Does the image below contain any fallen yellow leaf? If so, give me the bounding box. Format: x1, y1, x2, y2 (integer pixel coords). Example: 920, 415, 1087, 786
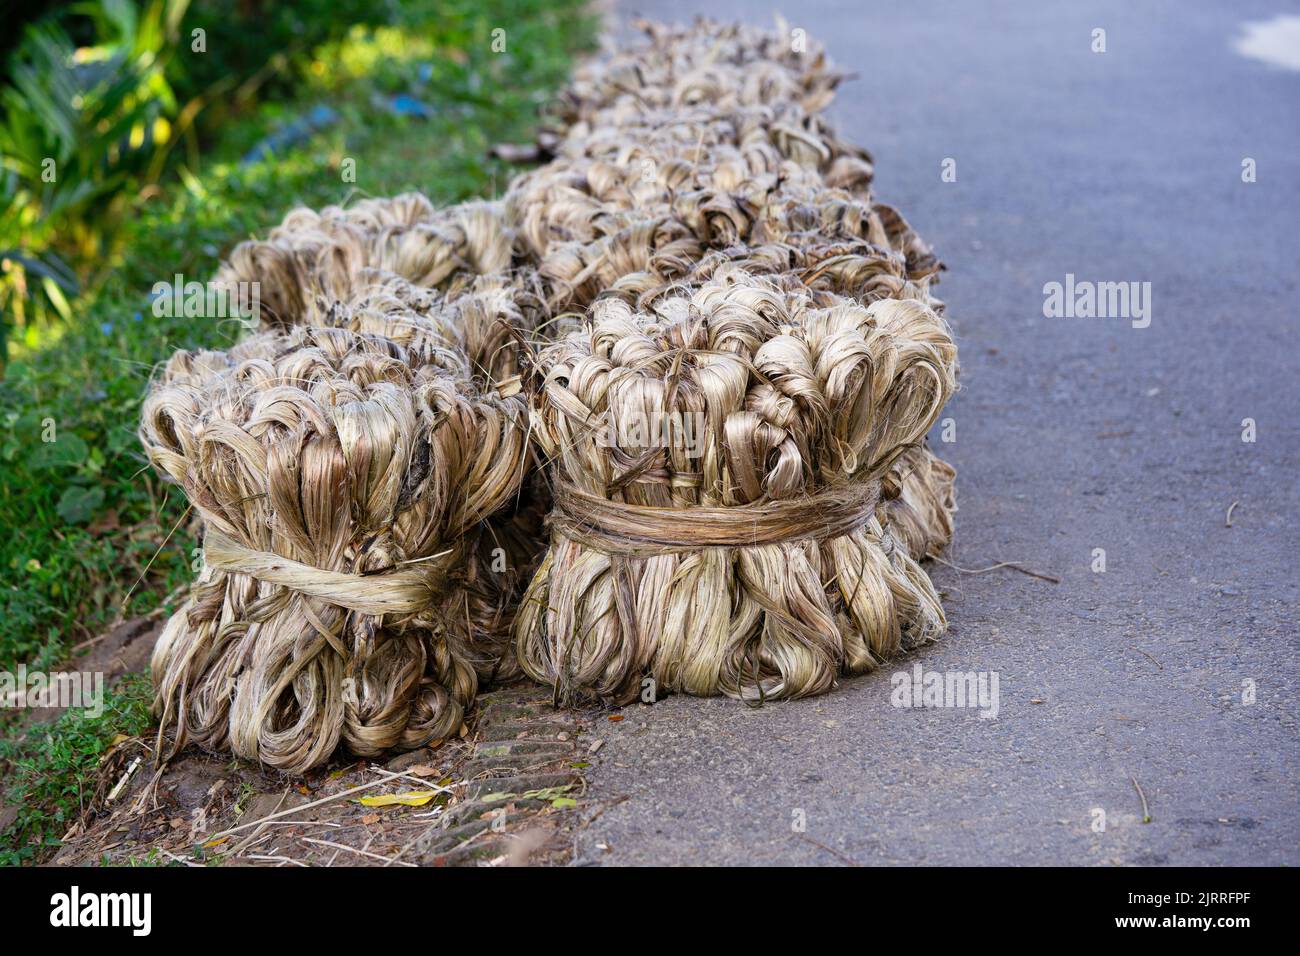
357, 791, 439, 808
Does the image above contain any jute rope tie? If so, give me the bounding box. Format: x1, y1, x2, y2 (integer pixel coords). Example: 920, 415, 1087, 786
202, 528, 451, 619
549, 479, 881, 557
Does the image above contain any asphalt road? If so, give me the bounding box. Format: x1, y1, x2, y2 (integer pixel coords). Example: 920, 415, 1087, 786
571, 0, 1299, 865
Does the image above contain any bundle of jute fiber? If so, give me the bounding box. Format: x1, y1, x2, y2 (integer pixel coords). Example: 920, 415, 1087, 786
222, 255, 545, 673
514, 267, 958, 704
215, 195, 514, 330
524, 18, 874, 209
262, 267, 535, 389
537, 18, 849, 156
507, 169, 941, 315
213, 220, 544, 679
141, 319, 530, 772
506, 106, 938, 313
266, 276, 546, 682
502, 15, 950, 320
143, 276, 525, 472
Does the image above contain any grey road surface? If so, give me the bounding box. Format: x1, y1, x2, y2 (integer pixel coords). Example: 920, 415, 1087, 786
571, 0, 1299, 865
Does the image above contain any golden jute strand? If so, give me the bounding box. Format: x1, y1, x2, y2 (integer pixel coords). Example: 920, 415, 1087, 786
879, 444, 958, 561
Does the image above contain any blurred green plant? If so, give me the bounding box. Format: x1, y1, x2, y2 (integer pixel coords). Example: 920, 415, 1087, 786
0, 0, 190, 354
173, 0, 399, 104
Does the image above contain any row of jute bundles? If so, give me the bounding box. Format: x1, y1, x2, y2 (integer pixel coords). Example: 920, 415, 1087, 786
140, 19, 958, 772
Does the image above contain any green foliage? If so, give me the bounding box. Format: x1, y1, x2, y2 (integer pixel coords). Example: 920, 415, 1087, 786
0, 0, 191, 344
0, 673, 153, 865
173, 0, 399, 104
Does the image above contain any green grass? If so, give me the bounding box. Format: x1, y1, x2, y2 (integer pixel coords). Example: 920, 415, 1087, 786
0, 0, 596, 861
0, 674, 153, 865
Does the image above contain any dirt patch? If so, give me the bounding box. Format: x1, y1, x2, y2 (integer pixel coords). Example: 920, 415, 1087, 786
52, 683, 600, 866
23, 616, 160, 724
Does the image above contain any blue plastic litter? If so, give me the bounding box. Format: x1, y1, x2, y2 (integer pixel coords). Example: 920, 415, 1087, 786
240, 105, 340, 166
387, 94, 435, 118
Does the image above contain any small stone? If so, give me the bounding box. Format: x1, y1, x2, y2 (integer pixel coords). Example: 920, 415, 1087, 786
241, 791, 307, 823
386, 748, 433, 772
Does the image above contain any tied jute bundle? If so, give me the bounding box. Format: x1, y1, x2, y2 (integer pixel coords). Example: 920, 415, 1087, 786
215, 194, 514, 331
537, 18, 852, 156
503, 20, 959, 707
141, 310, 530, 772
504, 17, 942, 320
507, 119, 939, 320
217, 250, 544, 657
514, 267, 957, 703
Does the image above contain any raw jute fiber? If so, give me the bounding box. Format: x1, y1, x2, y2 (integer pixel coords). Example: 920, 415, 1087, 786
501, 19, 962, 705
514, 268, 957, 704
142, 16, 963, 764
214, 194, 516, 331
156, 267, 542, 655
504, 19, 942, 320
141, 297, 530, 772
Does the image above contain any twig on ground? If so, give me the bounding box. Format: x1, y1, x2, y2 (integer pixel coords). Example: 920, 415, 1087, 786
1130, 775, 1152, 823
229, 829, 274, 858
933, 555, 1061, 584
1129, 647, 1163, 671
157, 847, 202, 868
202, 768, 406, 844
366, 764, 461, 794
227, 791, 290, 857
244, 853, 309, 867
106, 756, 141, 803
795, 833, 860, 866
301, 837, 415, 867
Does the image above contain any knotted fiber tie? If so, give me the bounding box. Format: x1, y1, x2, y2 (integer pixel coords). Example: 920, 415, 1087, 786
202, 528, 452, 617
548, 479, 883, 556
